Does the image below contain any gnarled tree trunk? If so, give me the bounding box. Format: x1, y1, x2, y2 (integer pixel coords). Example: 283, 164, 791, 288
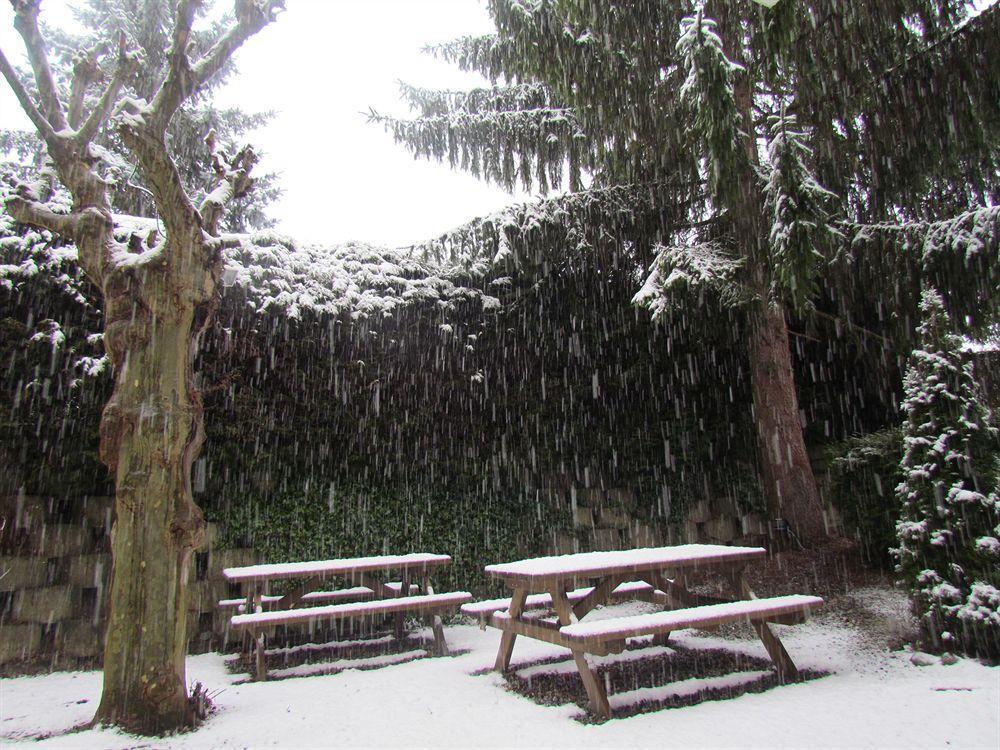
94, 241, 217, 732
0, 0, 280, 733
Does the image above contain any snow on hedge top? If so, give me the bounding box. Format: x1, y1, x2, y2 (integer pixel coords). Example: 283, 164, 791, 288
218, 231, 497, 320
0, 190, 500, 321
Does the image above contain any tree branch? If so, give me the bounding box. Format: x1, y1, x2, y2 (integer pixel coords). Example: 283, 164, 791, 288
119, 122, 200, 240
3, 191, 83, 241
198, 130, 258, 236
10, 0, 68, 131
68, 41, 107, 130
148, 0, 284, 131
75, 33, 143, 147
0, 44, 57, 143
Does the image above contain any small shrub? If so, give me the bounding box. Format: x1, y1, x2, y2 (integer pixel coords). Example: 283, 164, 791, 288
826, 429, 904, 567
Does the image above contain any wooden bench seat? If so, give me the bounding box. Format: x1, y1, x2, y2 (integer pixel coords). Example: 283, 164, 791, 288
218, 583, 420, 612
218, 586, 375, 612
557, 594, 824, 645
231, 591, 473, 629
460, 581, 661, 620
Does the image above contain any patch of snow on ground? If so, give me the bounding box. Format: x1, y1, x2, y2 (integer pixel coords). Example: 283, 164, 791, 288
1, 608, 997, 749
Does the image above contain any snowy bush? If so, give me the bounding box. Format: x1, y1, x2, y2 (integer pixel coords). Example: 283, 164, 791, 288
893, 288, 1000, 661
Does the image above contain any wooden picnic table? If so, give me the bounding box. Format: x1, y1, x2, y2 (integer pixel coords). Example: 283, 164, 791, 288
473, 544, 822, 718
223, 552, 470, 679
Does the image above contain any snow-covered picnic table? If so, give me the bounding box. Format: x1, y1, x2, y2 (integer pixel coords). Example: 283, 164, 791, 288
464, 544, 823, 718
222, 552, 471, 680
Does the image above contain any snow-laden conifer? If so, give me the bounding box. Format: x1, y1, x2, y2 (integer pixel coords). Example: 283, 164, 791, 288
894, 288, 1000, 660
763, 113, 841, 313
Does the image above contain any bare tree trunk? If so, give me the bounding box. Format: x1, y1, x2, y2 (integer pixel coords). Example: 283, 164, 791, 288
748, 304, 829, 544
0, 1, 279, 733
93, 255, 212, 732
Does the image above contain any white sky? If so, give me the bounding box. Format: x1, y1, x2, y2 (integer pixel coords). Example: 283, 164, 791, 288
0, 1, 524, 247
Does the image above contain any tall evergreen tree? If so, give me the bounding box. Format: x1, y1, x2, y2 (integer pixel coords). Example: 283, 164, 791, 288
373, 0, 999, 545
894, 288, 999, 660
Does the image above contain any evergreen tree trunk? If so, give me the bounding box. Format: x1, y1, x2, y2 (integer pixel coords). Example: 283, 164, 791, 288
93, 244, 215, 732
748, 303, 828, 543
721, 9, 829, 545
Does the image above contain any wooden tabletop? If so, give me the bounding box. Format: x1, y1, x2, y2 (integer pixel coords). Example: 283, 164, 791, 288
485, 544, 765, 586
223, 553, 452, 583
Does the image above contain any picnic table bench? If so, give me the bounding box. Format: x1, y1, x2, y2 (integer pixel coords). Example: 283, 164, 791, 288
222, 553, 472, 680
465, 544, 822, 718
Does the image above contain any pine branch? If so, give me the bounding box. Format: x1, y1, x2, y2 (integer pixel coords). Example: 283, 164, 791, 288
397, 80, 557, 118
370, 107, 586, 193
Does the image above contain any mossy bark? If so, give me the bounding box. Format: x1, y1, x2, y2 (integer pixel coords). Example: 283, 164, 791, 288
92, 237, 216, 733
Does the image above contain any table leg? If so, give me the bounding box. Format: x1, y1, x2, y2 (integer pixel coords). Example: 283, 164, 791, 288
422, 578, 450, 656
394, 572, 411, 640
247, 585, 267, 681
494, 588, 527, 672
241, 584, 255, 661
551, 585, 611, 719
727, 568, 798, 682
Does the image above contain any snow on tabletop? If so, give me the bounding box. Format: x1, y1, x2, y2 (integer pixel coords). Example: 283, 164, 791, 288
223, 552, 452, 581
230, 591, 472, 628
485, 544, 765, 579
558, 595, 824, 641
461, 581, 657, 616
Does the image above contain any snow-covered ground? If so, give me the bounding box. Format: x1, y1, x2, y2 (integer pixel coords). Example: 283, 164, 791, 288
1, 588, 997, 749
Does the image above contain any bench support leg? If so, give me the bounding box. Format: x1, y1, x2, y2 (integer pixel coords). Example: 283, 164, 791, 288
573, 650, 611, 719
728, 569, 799, 682
253, 631, 267, 681
495, 631, 517, 672
750, 621, 797, 682
651, 631, 672, 647
551, 586, 612, 719
494, 588, 527, 672
394, 573, 411, 641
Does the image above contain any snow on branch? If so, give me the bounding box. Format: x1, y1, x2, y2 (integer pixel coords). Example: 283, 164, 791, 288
1, 182, 499, 325
199, 130, 258, 236
633, 239, 748, 319
845, 205, 999, 267
216, 232, 499, 322
406, 183, 692, 273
